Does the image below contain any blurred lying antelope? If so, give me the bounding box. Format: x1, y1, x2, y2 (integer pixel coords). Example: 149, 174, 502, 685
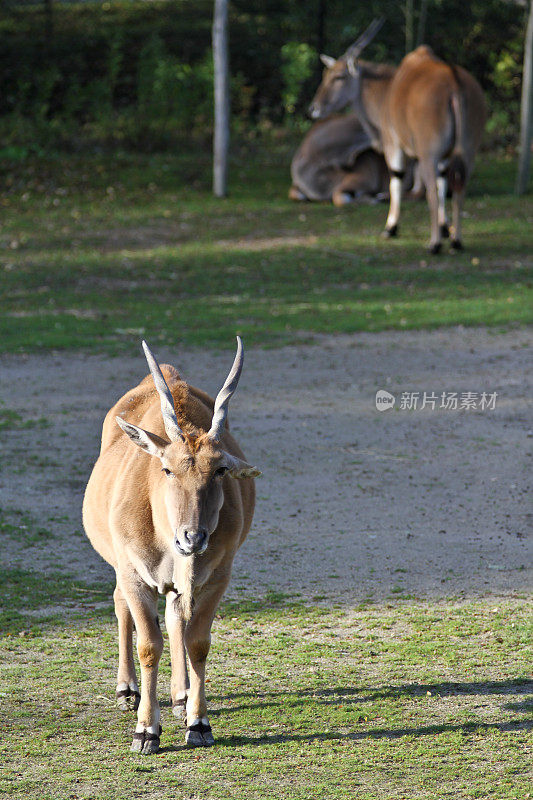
83, 338, 260, 753
309, 19, 486, 252
289, 113, 390, 206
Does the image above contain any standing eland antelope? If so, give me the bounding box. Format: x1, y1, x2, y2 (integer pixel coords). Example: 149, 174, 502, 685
309, 19, 486, 252
289, 113, 390, 206
82, 337, 260, 753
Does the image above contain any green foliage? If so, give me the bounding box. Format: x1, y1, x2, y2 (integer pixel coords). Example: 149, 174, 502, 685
138, 34, 213, 130
426, 0, 525, 149
281, 42, 317, 116
0, 0, 526, 150
0, 1, 215, 150
485, 44, 523, 148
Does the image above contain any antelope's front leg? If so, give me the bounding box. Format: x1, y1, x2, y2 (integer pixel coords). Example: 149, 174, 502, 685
183, 582, 228, 747
165, 591, 189, 720
120, 579, 164, 754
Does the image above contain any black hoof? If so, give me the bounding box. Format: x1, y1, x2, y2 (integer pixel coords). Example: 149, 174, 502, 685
389, 224, 398, 237
131, 726, 162, 755
382, 225, 398, 239
440, 224, 450, 239
451, 239, 463, 251
116, 687, 140, 712
428, 242, 442, 255
171, 698, 187, 721
186, 720, 215, 748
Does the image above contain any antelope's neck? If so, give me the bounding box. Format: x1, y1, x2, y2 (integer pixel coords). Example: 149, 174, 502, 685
359, 64, 393, 136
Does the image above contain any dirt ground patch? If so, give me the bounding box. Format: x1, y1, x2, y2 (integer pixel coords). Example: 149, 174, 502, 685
0, 326, 531, 603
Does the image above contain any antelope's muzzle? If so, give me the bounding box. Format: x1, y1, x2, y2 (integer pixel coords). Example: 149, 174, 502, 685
174, 527, 208, 557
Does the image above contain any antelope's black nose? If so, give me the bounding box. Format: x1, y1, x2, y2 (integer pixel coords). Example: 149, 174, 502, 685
178, 528, 208, 555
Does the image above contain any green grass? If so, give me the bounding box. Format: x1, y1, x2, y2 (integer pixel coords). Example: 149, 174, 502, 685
1, 145, 531, 797
0, 145, 531, 353
0, 575, 531, 800
0, 507, 531, 799
0, 400, 49, 430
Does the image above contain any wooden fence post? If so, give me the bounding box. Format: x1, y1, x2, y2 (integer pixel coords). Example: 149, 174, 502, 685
213, 0, 230, 197
516, 0, 533, 195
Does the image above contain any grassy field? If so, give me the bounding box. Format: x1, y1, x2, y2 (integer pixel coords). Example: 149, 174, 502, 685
1, 145, 532, 798
0, 144, 531, 353
1, 563, 531, 800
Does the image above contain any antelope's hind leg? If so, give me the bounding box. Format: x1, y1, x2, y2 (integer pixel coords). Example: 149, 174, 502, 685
382, 146, 406, 238
114, 583, 140, 711
450, 185, 466, 250
332, 153, 389, 207
418, 157, 443, 254
288, 185, 308, 201
437, 167, 450, 241
332, 171, 365, 206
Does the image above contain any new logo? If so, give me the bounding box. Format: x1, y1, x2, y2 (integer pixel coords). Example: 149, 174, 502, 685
375, 390, 396, 412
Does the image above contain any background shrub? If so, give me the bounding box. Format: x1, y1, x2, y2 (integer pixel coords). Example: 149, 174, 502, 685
0, 0, 526, 151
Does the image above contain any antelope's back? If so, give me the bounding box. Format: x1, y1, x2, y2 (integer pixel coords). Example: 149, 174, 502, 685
389, 47, 452, 112
386, 47, 460, 155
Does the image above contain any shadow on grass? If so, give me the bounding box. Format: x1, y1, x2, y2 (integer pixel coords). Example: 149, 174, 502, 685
208, 718, 532, 750
105, 677, 533, 755
197, 677, 533, 750
210, 678, 533, 715
158, 694, 532, 753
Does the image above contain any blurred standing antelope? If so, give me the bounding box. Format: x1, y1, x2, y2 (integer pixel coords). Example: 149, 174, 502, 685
83, 338, 260, 753
309, 19, 486, 252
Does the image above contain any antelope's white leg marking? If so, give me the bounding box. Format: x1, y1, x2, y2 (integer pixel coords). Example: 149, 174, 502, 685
385, 176, 403, 230
437, 176, 448, 228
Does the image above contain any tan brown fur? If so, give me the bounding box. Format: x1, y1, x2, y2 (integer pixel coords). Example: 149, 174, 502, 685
83, 350, 258, 751
309, 42, 486, 252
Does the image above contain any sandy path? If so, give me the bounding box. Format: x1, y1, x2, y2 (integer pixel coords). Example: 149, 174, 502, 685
1, 327, 531, 603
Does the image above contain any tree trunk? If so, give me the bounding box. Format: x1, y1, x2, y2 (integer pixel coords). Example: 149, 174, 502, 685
44, 0, 54, 45
405, 0, 414, 54
317, 0, 326, 55
213, 0, 230, 198
516, 0, 533, 195
416, 0, 428, 47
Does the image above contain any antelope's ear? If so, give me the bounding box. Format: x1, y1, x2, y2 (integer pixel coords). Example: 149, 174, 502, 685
116, 417, 168, 457
320, 53, 336, 69
224, 453, 262, 479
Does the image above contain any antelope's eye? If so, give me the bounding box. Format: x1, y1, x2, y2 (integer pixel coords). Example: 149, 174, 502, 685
162, 467, 173, 477
214, 466, 228, 478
